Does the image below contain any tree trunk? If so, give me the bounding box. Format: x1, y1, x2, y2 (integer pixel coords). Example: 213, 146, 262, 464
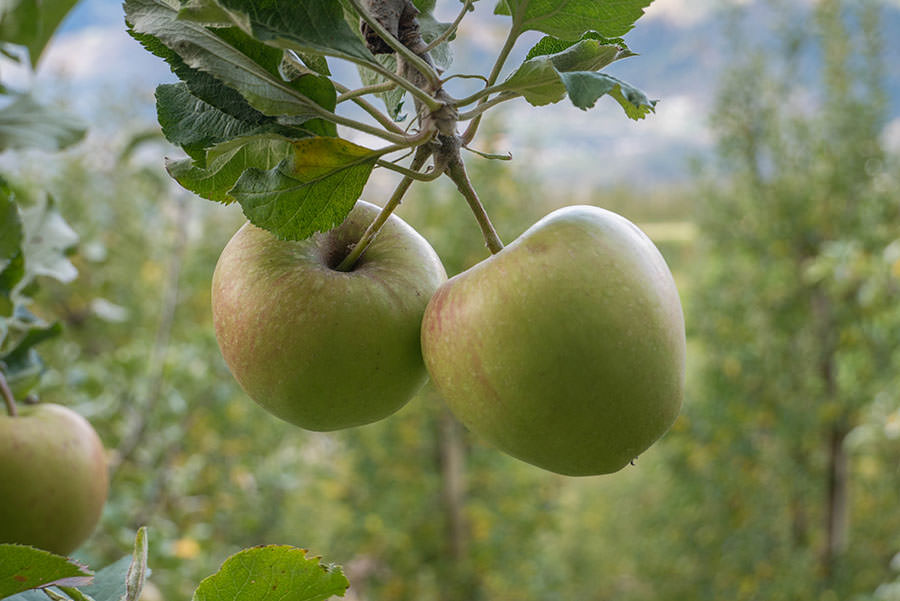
437, 408, 477, 601
823, 423, 849, 581
812, 291, 849, 582
439, 409, 467, 560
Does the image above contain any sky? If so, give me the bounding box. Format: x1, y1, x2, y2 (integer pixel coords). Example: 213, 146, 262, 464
5, 0, 900, 189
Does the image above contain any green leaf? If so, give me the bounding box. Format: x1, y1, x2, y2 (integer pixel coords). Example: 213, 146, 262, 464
416, 9, 453, 71
74, 558, 132, 601
496, 0, 653, 39
0, 253, 25, 317
499, 56, 566, 105
214, 0, 376, 65
0, 94, 86, 152
176, 0, 233, 26
498, 39, 631, 106
19, 196, 79, 287
559, 71, 656, 119
123, 528, 148, 601
525, 32, 631, 61
357, 54, 406, 121
0, 544, 93, 600
156, 83, 282, 155
230, 137, 378, 240
0, 0, 79, 67
129, 29, 272, 129
293, 52, 330, 76
0, 346, 42, 397
1, 318, 62, 368
125, 0, 336, 121
192, 546, 348, 601
166, 134, 295, 204
0, 193, 22, 265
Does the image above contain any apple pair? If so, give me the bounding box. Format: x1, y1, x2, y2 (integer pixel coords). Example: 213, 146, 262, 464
213, 201, 685, 476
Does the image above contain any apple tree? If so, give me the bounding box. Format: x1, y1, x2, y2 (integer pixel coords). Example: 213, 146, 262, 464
633, 1, 900, 599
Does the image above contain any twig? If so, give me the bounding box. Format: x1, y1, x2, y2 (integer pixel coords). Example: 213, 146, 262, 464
336, 82, 397, 104
423, 0, 473, 52
463, 146, 512, 161
375, 158, 441, 180
445, 153, 504, 254
458, 92, 520, 121
0, 371, 17, 417
442, 73, 489, 86
462, 26, 519, 144
348, 0, 441, 90
337, 145, 433, 271
333, 81, 407, 135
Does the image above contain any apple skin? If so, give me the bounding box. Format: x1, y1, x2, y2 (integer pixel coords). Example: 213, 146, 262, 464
212, 200, 447, 431
421, 205, 685, 476
0, 403, 109, 554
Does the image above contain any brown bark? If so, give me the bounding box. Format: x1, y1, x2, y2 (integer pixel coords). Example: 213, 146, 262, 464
438, 408, 467, 561
812, 291, 849, 582
823, 423, 849, 581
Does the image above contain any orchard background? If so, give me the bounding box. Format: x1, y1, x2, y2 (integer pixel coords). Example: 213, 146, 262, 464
2, 0, 900, 600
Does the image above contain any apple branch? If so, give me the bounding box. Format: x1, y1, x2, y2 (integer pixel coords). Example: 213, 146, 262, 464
0, 371, 17, 417
336, 144, 433, 272
349, 0, 441, 91
462, 27, 520, 144
444, 147, 504, 254
332, 81, 407, 135
423, 0, 473, 53
335, 81, 397, 104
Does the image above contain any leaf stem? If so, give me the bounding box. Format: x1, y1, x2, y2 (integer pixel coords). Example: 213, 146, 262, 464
58, 587, 96, 601
458, 92, 520, 121
423, 0, 472, 52
336, 145, 433, 272
375, 158, 441, 181
357, 59, 443, 113
43, 590, 70, 601
453, 83, 505, 108
333, 82, 406, 135
348, 0, 442, 91
461, 27, 519, 144
442, 73, 489, 86
336, 82, 397, 104
0, 371, 17, 417
445, 156, 504, 254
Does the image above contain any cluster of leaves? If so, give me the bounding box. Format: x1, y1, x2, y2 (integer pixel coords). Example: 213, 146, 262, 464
1, 530, 350, 601
0, 1, 87, 400
124, 0, 657, 242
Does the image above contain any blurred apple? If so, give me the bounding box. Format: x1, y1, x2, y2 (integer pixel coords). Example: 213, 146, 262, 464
0, 403, 109, 554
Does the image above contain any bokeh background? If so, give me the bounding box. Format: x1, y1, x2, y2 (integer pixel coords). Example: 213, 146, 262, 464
3, 0, 900, 600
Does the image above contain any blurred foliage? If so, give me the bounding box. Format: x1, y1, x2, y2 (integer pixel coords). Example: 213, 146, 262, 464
641, 1, 900, 599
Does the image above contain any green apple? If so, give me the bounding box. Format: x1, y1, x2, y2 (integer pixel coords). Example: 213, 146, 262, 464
421, 205, 685, 476
0, 403, 109, 554
212, 200, 447, 431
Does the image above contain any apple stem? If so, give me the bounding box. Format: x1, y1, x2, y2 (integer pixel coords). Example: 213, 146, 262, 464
336, 145, 433, 272
0, 371, 18, 417
445, 153, 504, 254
